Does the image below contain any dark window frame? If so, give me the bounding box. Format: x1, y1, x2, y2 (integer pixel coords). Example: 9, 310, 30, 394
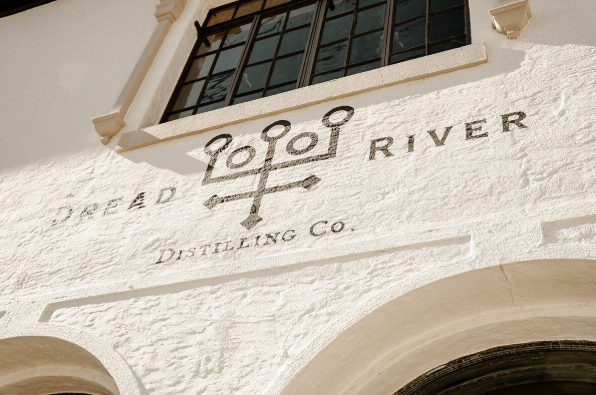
0, 0, 57, 18
227, 0, 321, 104
161, 0, 470, 123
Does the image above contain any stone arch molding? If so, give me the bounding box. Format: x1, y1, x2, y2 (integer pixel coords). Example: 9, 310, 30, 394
0, 325, 141, 395
277, 259, 596, 395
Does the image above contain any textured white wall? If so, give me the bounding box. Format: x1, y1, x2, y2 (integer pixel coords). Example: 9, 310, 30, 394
1, 0, 596, 394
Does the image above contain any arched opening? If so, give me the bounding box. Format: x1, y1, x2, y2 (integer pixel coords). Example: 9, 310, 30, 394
280, 259, 596, 395
0, 336, 120, 395
396, 340, 596, 395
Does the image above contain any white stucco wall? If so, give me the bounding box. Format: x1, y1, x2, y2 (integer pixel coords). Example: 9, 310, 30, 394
0, 0, 595, 394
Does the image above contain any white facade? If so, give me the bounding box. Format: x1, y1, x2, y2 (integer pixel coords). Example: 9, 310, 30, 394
1, 0, 596, 394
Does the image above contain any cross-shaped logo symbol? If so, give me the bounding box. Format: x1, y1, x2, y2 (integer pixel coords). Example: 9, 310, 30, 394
202, 106, 354, 229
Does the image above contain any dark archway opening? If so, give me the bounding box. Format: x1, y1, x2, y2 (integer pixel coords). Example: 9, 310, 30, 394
396, 341, 596, 395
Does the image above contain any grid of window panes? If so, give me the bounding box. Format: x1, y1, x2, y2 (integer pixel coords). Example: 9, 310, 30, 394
232, 1, 317, 104
165, 19, 255, 121
161, 0, 469, 123
311, 0, 386, 84
391, 0, 468, 64
164, 0, 300, 122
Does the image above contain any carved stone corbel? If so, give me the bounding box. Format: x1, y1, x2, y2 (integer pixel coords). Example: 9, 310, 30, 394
92, 113, 126, 145
489, 0, 532, 40
92, 0, 187, 144
155, 0, 186, 23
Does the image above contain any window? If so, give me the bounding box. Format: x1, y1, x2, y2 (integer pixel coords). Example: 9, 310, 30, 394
161, 0, 469, 123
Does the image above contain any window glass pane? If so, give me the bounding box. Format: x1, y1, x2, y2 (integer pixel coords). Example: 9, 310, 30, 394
321, 14, 353, 44
327, 0, 356, 17
286, 3, 316, 29
270, 53, 303, 85
429, 38, 465, 54
197, 32, 226, 55
266, 82, 295, 96
278, 27, 309, 56
265, 0, 291, 9
167, 109, 194, 122
234, 91, 264, 103
238, 61, 272, 93
196, 100, 225, 114
393, 17, 425, 52
394, 0, 426, 23
349, 30, 383, 64
258, 13, 286, 36
358, 0, 384, 8
223, 22, 254, 47
201, 72, 234, 102
186, 54, 215, 81
430, 7, 465, 41
315, 41, 347, 73
206, 5, 236, 27
354, 4, 385, 34
248, 35, 281, 64
312, 70, 343, 84
173, 81, 205, 110
212, 45, 244, 73
346, 60, 379, 75
391, 47, 425, 63
236, 0, 263, 18
431, 0, 463, 12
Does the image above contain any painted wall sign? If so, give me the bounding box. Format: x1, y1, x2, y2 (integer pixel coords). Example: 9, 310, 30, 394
46, 107, 527, 237
200, 107, 527, 230
154, 218, 352, 264
50, 187, 176, 226
202, 106, 354, 229
368, 111, 527, 159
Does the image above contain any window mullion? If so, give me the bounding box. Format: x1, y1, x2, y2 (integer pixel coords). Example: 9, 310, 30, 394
343, 0, 359, 75
224, 14, 262, 107
160, 30, 205, 123
464, 0, 471, 44
425, 0, 430, 55
297, 0, 328, 87
380, 0, 394, 67
262, 10, 290, 92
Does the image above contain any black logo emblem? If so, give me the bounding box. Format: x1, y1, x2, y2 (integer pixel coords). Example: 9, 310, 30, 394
202, 106, 354, 229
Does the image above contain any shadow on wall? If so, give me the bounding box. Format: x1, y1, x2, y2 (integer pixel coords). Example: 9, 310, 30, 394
518, 0, 596, 47
0, 0, 156, 172
119, 45, 526, 176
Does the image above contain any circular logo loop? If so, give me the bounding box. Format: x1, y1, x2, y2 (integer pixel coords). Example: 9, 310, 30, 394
227, 146, 257, 169
262, 120, 291, 142
322, 106, 354, 128
204, 134, 233, 156
286, 132, 319, 156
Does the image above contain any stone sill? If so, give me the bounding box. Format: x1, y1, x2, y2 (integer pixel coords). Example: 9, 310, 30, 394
116, 42, 488, 152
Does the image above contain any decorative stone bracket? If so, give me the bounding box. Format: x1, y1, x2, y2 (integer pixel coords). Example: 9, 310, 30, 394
92, 0, 187, 144
489, 0, 532, 39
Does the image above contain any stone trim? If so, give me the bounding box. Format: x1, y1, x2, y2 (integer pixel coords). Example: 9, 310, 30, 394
91, 0, 187, 145
395, 340, 596, 395
116, 42, 488, 152
489, 0, 532, 40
